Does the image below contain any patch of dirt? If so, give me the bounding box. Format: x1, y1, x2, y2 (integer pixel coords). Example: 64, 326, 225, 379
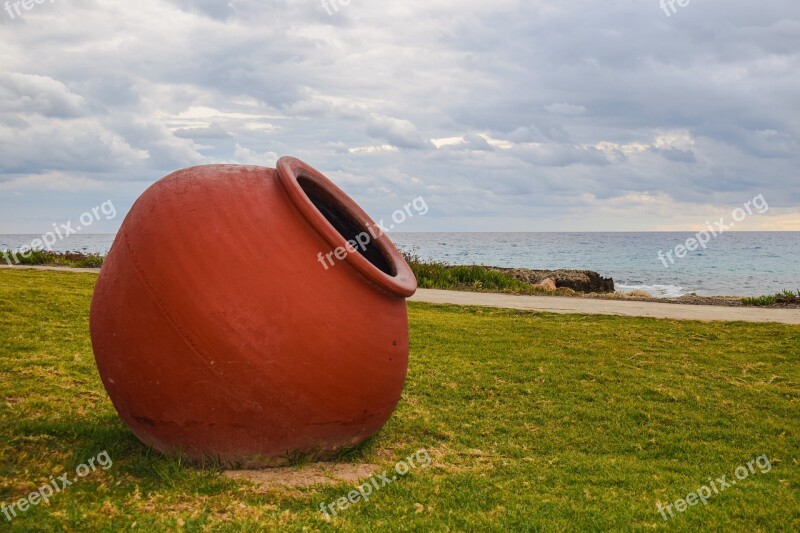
666, 294, 747, 307
588, 292, 800, 308
224, 463, 381, 490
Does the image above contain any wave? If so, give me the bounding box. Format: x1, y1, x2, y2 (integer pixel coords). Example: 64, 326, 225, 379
616, 284, 687, 298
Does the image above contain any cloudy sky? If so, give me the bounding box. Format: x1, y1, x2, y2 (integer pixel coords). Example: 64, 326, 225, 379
1, 0, 798, 233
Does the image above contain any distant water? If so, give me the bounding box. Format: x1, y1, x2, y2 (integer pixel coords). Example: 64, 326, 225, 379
391, 232, 800, 298
2, 232, 799, 297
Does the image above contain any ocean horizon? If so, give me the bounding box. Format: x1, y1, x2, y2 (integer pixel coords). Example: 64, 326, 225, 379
2, 232, 798, 298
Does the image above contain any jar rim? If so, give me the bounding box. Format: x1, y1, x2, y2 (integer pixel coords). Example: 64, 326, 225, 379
276, 156, 417, 298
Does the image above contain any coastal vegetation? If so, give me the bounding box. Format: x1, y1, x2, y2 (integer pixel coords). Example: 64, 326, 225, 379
406, 256, 578, 296
741, 290, 800, 307
0, 269, 798, 530
1, 250, 103, 269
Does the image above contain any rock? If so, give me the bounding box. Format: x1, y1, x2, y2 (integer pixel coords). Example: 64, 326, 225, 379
628, 290, 652, 298
488, 267, 615, 294
534, 278, 557, 291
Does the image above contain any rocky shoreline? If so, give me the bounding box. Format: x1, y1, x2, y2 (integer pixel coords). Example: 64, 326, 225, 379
488, 267, 615, 293
484, 266, 800, 309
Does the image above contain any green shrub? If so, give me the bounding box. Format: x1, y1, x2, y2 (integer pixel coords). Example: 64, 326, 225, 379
1, 249, 104, 268
742, 289, 800, 306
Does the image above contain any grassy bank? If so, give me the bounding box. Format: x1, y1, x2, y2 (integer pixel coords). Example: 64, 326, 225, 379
0, 269, 798, 531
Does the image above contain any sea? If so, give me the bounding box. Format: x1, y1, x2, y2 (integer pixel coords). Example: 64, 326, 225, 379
1, 232, 798, 297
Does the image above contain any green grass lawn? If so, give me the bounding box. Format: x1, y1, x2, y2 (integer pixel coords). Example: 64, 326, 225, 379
0, 269, 798, 531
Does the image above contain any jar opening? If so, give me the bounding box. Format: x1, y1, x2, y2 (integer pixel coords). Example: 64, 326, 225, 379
297, 176, 396, 276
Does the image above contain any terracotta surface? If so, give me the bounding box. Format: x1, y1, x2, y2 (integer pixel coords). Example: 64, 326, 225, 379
90, 157, 416, 467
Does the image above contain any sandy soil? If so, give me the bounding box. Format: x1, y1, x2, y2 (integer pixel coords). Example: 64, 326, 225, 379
224, 463, 380, 490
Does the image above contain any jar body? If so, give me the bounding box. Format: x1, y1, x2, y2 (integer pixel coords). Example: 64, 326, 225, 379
90, 163, 414, 467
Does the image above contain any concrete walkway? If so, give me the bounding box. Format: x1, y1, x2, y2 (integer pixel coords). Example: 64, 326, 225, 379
2, 265, 797, 325
411, 289, 800, 325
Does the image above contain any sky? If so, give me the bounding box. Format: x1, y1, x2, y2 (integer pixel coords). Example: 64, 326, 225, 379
0, 0, 798, 233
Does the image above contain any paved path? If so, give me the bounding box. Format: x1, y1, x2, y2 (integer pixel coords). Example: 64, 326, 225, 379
3, 265, 797, 325
411, 289, 800, 325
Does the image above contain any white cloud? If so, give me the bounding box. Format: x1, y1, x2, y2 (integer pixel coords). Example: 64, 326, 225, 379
232, 144, 279, 166
0, 0, 797, 231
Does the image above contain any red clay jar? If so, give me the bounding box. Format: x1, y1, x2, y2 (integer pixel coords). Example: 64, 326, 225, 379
90, 157, 417, 467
